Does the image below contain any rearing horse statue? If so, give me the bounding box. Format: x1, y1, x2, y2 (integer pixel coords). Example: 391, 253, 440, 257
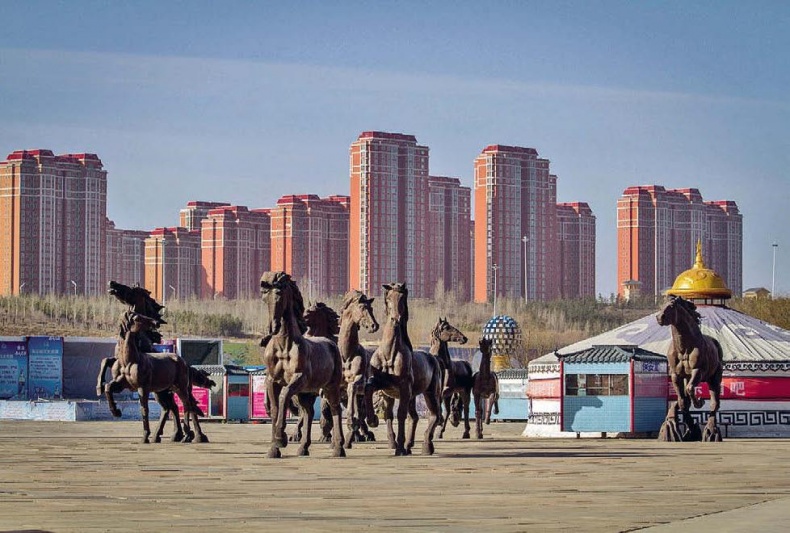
260, 271, 346, 458
656, 295, 724, 442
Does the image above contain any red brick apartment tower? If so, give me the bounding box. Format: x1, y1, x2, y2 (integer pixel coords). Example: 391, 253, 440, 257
0, 149, 107, 296
201, 206, 271, 299
180, 201, 231, 231
270, 195, 349, 298
617, 185, 742, 298
350, 132, 430, 297
106, 219, 148, 287
427, 176, 472, 301
473, 145, 559, 303
557, 202, 596, 299
706, 200, 742, 296
145, 227, 201, 304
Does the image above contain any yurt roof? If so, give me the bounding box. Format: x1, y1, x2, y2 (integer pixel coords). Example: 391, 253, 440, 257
531, 305, 790, 366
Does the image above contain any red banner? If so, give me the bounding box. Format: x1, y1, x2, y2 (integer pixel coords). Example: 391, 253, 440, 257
527, 378, 560, 399
174, 386, 211, 416
668, 376, 790, 400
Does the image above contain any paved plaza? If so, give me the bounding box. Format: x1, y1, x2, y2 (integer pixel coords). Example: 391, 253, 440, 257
0, 420, 788, 532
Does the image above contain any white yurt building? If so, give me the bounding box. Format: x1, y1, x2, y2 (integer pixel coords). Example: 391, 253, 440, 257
525, 244, 790, 438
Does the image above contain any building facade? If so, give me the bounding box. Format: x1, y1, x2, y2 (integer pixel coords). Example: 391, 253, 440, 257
473, 145, 559, 303
556, 202, 596, 299
349, 131, 430, 298
270, 194, 349, 298
144, 227, 201, 304
617, 185, 743, 297
427, 176, 472, 300
179, 201, 230, 231
0, 149, 107, 296
106, 219, 148, 287
200, 205, 271, 299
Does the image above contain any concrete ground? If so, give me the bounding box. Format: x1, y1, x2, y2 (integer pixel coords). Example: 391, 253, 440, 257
0, 420, 788, 532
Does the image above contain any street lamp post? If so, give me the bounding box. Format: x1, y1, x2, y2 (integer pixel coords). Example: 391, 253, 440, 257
522, 236, 529, 305
492, 263, 499, 317
169, 285, 176, 301
19, 282, 26, 295
772, 242, 779, 298
70, 280, 77, 296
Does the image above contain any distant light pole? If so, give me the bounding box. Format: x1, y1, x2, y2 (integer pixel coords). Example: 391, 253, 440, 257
19, 282, 26, 294
492, 263, 499, 317
169, 285, 177, 301
522, 236, 529, 304
772, 242, 779, 298
70, 280, 77, 296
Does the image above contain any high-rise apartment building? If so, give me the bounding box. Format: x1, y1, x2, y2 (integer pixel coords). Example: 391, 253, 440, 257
557, 202, 596, 299
427, 176, 472, 300
350, 131, 430, 297
0, 149, 107, 296
179, 201, 231, 231
144, 227, 201, 304
106, 219, 148, 287
617, 185, 742, 297
473, 145, 559, 303
200, 205, 271, 299
270, 194, 349, 298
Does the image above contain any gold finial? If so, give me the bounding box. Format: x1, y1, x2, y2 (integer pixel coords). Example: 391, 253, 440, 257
694, 238, 705, 269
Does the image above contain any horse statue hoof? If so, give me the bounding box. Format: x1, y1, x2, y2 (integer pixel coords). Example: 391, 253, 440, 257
197, 434, 209, 443
703, 418, 723, 442
422, 441, 435, 455
153, 436, 162, 443
332, 447, 346, 458
364, 431, 376, 442
172, 431, 184, 443
657, 419, 683, 442
273, 436, 288, 449
267, 446, 282, 459
297, 445, 310, 457
366, 415, 379, 428
110, 408, 122, 418
461, 431, 470, 439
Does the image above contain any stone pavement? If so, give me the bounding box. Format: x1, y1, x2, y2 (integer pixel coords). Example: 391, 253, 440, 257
0, 420, 788, 532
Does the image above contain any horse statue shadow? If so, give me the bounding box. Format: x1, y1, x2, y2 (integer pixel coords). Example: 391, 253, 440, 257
656, 295, 724, 442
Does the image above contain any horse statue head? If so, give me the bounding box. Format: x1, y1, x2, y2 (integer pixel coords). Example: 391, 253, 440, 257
341, 290, 379, 334
108, 280, 166, 324
303, 301, 341, 339
260, 271, 307, 339
479, 337, 493, 356
382, 282, 411, 351
657, 295, 702, 329
431, 317, 468, 345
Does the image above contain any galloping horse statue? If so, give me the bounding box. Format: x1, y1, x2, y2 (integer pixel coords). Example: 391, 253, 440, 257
260, 271, 346, 458
97, 281, 213, 443
428, 317, 473, 439
105, 312, 210, 443
365, 283, 442, 456
472, 338, 499, 439
656, 295, 724, 442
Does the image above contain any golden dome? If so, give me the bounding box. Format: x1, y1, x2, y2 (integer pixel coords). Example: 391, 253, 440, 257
666, 240, 732, 299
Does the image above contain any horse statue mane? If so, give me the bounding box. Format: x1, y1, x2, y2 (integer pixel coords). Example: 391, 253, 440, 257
260, 271, 307, 336
304, 301, 340, 338
671, 295, 703, 325
342, 289, 367, 311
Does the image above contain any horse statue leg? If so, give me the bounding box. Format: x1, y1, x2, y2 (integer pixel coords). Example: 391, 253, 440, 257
266, 379, 283, 458
137, 387, 152, 444
96, 357, 115, 397
318, 396, 333, 443
345, 380, 359, 448
323, 384, 346, 458
474, 391, 485, 439
103, 374, 128, 418
421, 382, 442, 456
405, 398, 419, 455
394, 383, 412, 456
437, 390, 452, 439
702, 370, 724, 442
658, 373, 685, 442
461, 389, 471, 439
295, 393, 316, 456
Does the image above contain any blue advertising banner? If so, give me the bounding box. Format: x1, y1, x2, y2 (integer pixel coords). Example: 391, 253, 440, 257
27, 336, 63, 399
0, 340, 28, 400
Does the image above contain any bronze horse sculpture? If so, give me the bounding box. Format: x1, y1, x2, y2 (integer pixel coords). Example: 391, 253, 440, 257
428, 317, 474, 439
364, 283, 442, 456
97, 281, 214, 443
472, 338, 499, 439
104, 312, 210, 443
656, 295, 724, 442
305, 291, 381, 447
260, 271, 346, 458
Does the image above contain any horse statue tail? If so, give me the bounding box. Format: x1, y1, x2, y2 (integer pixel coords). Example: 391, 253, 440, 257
188, 367, 217, 390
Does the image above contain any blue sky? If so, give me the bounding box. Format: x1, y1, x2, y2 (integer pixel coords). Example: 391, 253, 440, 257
1, 1, 788, 296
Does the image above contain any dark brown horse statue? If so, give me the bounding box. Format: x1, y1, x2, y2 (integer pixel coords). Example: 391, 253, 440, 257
260, 271, 346, 458
472, 338, 499, 439
656, 295, 724, 442
364, 283, 442, 456
428, 318, 473, 439
97, 281, 213, 443
103, 312, 210, 443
